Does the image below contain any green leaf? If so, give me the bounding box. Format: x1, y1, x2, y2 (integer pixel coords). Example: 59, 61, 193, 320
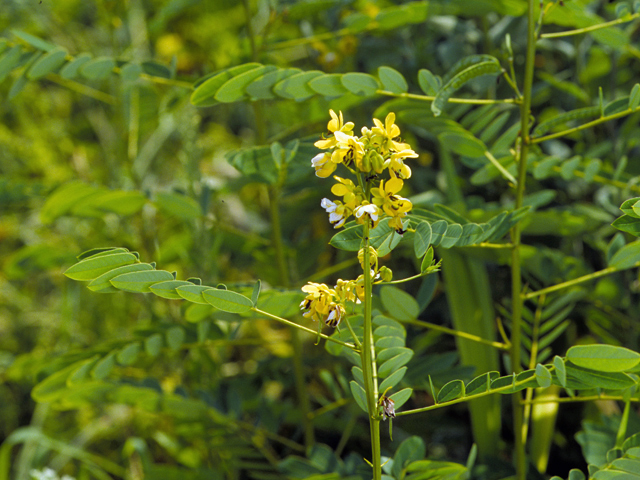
145, 333, 163, 357
215, 65, 277, 103
609, 241, 640, 268
379, 367, 407, 392
78, 247, 130, 261
379, 349, 413, 377
329, 224, 363, 251
378, 66, 408, 94
88, 262, 154, 293
349, 380, 368, 413
440, 223, 463, 248
414, 222, 433, 258
437, 380, 465, 403
11, 29, 55, 51
620, 198, 640, 219
536, 364, 552, 388
27, 46, 68, 79
141, 60, 172, 79
176, 285, 213, 304
190, 63, 261, 106
630, 84, 640, 110
566, 345, 640, 373
31, 362, 80, 402
9, 52, 40, 100
116, 343, 141, 366
612, 215, 640, 237
351, 366, 364, 386
155, 192, 201, 220
251, 280, 261, 305
308, 73, 349, 97
81, 190, 147, 216
203, 288, 253, 313
432, 58, 502, 116
64, 252, 138, 281
439, 131, 487, 157
0, 46, 23, 84
554, 356, 567, 387
149, 280, 196, 299
341, 72, 380, 96
465, 371, 500, 396
389, 387, 413, 409
418, 69, 440, 95
91, 352, 116, 380
79, 56, 116, 80
370, 221, 403, 256
120, 63, 142, 81
429, 220, 448, 246
564, 364, 635, 390
110, 270, 174, 293
166, 326, 185, 351
245, 68, 301, 100
59, 53, 92, 79
421, 246, 436, 273
380, 286, 419, 321
392, 436, 426, 479
272, 70, 323, 100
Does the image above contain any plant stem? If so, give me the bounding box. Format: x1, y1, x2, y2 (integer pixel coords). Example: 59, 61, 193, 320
361, 222, 381, 480
252, 308, 358, 350
531, 107, 640, 144
522, 265, 632, 300
510, 1, 537, 478
268, 183, 315, 450
401, 318, 509, 350
376, 89, 518, 105
540, 14, 640, 39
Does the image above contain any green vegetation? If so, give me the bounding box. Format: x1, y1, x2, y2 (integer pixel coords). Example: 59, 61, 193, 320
4, 1, 640, 479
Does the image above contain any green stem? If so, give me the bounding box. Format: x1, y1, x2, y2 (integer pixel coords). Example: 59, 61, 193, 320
401, 318, 509, 350
397, 373, 543, 416
376, 90, 518, 105
361, 222, 381, 480
268, 185, 315, 451
531, 107, 640, 144
522, 265, 631, 300
509, 1, 537, 478
252, 308, 358, 350
540, 14, 640, 39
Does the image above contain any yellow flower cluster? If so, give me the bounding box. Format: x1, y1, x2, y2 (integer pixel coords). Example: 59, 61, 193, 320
300, 247, 393, 328
299, 279, 358, 327
312, 110, 416, 234
301, 110, 412, 328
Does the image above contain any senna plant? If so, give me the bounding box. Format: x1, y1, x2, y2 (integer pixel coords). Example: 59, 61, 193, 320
8, 0, 640, 479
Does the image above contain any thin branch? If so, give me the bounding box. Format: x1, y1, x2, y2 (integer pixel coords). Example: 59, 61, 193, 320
400, 318, 510, 351
376, 89, 519, 105
521, 264, 638, 300
531, 107, 640, 144
252, 307, 359, 351
540, 14, 640, 39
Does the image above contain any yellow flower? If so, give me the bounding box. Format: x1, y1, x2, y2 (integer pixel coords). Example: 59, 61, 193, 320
331, 176, 364, 210
311, 152, 337, 178
389, 149, 418, 179
331, 131, 365, 168
300, 282, 336, 323
371, 112, 411, 153
321, 198, 350, 228
335, 278, 359, 304
325, 303, 346, 327
371, 177, 412, 233
354, 202, 381, 228
314, 110, 354, 150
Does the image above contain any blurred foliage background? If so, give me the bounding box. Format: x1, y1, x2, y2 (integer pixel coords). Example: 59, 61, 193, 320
3, 0, 640, 479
